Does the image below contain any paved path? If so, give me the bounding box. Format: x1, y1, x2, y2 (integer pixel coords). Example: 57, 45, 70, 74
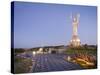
31, 54, 83, 72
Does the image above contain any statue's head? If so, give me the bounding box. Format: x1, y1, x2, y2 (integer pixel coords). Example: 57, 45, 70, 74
72, 13, 80, 22
73, 17, 77, 22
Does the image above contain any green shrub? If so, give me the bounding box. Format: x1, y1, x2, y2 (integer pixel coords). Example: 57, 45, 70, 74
14, 56, 33, 73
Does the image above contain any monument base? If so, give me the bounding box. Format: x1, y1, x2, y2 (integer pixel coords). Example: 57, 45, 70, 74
70, 35, 81, 47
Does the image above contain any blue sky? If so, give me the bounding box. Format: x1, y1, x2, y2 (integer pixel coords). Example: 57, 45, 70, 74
13, 2, 97, 48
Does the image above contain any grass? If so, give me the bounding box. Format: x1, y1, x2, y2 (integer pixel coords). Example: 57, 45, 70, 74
66, 47, 97, 56
14, 56, 33, 74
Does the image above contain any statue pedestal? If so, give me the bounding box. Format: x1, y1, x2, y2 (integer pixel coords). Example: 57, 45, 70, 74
70, 35, 81, 47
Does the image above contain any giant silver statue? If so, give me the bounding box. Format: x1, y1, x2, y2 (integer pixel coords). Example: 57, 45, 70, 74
70, 13, 81, 47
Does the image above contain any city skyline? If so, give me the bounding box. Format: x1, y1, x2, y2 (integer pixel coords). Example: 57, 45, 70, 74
13, 2, 97, 48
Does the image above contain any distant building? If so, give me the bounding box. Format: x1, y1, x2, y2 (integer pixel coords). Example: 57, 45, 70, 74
36, 48, 44, 54
34, 46, 67, 54
48, 46, 67, 54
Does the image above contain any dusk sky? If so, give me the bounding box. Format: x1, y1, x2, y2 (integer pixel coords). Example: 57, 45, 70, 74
13, 2, 97, 48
